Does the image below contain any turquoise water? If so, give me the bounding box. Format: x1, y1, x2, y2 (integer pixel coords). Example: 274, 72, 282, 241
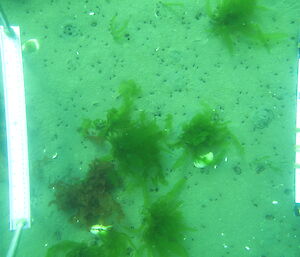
0, 0, 299, 256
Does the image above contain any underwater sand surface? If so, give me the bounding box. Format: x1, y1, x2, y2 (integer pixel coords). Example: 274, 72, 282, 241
0, 0, 299, 256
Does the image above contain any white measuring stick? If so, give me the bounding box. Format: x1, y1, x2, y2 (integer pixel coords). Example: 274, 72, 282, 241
0, 26, 31, 230
295, 43, 300, 205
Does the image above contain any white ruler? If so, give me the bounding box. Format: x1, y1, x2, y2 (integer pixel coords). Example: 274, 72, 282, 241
295, 42, 300, 205
0, 26, 30, 230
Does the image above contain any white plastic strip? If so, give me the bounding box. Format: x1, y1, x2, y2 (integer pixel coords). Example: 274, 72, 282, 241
295, 44, 300, 204
0, 26, 30, 230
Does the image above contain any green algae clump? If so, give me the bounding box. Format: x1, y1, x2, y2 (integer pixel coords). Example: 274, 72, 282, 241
206, 0, 271, 52
174, 107, 241, 168
138, 179, 192, 257
79, 80, 169, 186
109, 14, 130, 43
108, 110, 168, 185
99, 228, 135, 257
46, 227, 135, 257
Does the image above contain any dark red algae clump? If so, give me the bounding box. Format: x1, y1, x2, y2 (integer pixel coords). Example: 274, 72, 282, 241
50, 158, 122, 228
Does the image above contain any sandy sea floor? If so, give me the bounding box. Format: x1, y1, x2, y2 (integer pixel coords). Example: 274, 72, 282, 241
0, 0, 300, 256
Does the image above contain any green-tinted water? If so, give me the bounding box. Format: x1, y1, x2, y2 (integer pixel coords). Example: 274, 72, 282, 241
0, 0, 299, 256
